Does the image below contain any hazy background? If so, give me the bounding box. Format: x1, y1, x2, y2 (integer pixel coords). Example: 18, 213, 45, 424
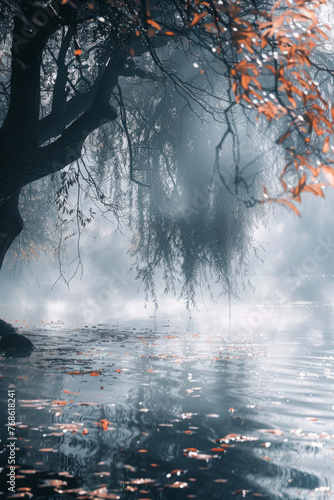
1, 187, 334, 327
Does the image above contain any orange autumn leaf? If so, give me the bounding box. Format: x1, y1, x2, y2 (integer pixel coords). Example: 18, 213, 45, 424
82, 428, 89, 435
147, 19, 161, 31
259, 428, 284, 436
189, 11, 209, 27
322, 166, 334, 187
170, 469, 183, 475
165, 481, 188, 488
90, 371, 101, 376
277, 129, 291, 144
74, 49, 82, 56
277, 199, 301, 217
322, 136, 330, 154
96, 419, 111, 431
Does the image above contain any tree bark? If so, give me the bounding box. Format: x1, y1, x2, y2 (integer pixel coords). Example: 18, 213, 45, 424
0, 192, 23, 268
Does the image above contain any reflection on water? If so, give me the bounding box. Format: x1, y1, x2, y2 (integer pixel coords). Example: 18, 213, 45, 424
0, 304, 333, 499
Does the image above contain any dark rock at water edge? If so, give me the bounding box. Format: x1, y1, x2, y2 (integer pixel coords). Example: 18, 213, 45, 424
0, 319, 34, 351
0, 318, 17, 335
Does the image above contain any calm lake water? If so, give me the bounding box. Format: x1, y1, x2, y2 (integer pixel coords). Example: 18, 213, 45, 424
0, 304, 333, 499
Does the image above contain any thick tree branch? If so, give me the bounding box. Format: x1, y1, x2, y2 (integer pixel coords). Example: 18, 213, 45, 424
0, 0, 77, 151
0, 56, 122, 203
50, 26, 74, 120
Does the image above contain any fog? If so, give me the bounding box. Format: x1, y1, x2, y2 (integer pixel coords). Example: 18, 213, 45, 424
1, 186, 334, 327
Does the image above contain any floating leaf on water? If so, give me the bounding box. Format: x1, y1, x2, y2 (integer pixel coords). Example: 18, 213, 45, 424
233, 489, 249, 497
165, 481, 188, 488
87, 486, 120, 499
216, 434, 258, 443
130, 478, 154, 485
123, 465, 137, 472
96, 419, 111, 431
184, 449, 217, 460
259, 429, 283, 436
40, 479, 67, 487
167, 469, 183, 477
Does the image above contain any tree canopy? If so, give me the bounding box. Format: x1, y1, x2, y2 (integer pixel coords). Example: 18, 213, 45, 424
0, 0, 333, 307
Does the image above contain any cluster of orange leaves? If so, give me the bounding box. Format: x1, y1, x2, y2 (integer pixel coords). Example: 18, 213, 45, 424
70, 0, 333, 215
139, 0, 333, 215
220, 0, 333, 215
142, 0, 334, 215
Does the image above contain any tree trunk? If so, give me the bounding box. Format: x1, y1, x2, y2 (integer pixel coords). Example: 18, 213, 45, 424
0, 192, 23, 268
0, 3, 121, 347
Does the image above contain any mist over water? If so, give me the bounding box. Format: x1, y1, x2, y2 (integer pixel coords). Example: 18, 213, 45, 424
1, 189, 334, 326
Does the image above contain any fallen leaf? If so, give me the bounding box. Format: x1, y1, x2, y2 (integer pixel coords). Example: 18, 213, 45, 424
259, 429, 283, 436
165, 481, 188, 488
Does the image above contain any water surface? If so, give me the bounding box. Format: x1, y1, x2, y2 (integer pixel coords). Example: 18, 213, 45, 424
0, 304, 333, 499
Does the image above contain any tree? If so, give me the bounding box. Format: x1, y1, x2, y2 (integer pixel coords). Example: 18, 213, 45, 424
0, 0, 333, 341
